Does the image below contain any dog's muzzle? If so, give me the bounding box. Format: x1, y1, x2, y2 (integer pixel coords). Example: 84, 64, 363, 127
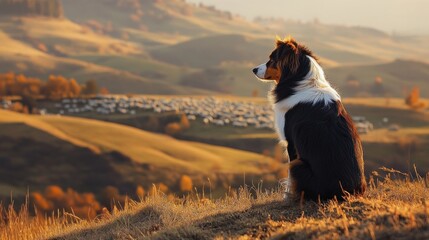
252, 63, 267, 79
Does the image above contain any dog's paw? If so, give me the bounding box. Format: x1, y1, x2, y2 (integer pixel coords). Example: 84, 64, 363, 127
279, 178, 292, 193
283, 192, 296, 206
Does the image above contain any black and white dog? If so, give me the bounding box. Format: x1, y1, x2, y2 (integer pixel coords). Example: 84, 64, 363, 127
252, 37, 366, 201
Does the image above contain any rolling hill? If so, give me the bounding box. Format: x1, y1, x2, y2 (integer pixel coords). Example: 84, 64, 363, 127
0, 17, 212, 94
1, 0, 429, 96
181, 58, 429, 97
326, 59, 429, 97
150, 34, 269, 68
0, 109, 274, 197
61, 0, 262, 40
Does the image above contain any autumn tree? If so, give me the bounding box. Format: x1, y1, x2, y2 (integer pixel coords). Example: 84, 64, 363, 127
68, 79, 81, 97
99, 87, 110, 95
31, 185, 101, 219
150, 183, 169, 195
180, 114, 190, 129
8, 102, 25, 113
0, 72, 42, 97
179, 175, 193, 192
0, 72, 89, 100
82, 80, 99, 95
43, 75, 70, 99
136, 185, 145, 199
165, 122, 182, 136
405, 87, 423, 109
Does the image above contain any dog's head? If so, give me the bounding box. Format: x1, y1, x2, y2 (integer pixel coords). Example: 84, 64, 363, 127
252, 36, 315, 84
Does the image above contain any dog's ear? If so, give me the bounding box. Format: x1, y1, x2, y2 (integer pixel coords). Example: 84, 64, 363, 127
277, 40, 300, 75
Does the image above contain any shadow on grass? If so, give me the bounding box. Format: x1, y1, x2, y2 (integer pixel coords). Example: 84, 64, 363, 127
151, 200, 321, 240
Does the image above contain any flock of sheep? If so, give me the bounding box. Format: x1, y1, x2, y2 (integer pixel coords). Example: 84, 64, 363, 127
1, 96, 374, 133
50, 96, 275, 129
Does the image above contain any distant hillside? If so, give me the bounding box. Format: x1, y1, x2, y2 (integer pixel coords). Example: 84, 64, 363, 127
150, 34, 269, 68
326, 59, 429, 97
1, 0, 429, 95
255, 18, 429, 65
0, 0, 63, 18
61, 0, 261, 39
0, 18, 211, 94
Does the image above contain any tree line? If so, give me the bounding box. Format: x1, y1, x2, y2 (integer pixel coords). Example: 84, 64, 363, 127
0, 72, 107, 99
30, 175, 194, 219
0, 0, 63, 18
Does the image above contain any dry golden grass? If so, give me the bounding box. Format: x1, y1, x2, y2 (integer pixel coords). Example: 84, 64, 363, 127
6, 17, 142, 56
0, 30, 46, 56
0, 109, 272, 174
1, 171, 428, 240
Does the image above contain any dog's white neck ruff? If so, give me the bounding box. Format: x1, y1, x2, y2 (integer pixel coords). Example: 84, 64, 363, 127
272, 56, 341, 142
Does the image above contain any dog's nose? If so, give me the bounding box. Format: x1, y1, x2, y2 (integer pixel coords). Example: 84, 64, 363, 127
252, 68, 258, 74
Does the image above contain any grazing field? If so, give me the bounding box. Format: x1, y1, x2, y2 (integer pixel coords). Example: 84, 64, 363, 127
2, 174, 428, 240
52, 96, 428, 175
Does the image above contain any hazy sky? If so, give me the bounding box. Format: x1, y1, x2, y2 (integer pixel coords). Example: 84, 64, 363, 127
187, 0, 429, 35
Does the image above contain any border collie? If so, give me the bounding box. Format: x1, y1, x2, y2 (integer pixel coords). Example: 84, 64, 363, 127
252, 37, 366, 201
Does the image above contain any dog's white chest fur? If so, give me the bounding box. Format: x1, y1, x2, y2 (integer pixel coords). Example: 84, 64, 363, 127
273, 103, 288, 142
270, 56, 341, 144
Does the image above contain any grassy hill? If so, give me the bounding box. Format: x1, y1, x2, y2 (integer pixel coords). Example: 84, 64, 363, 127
0, 16, 142, 56
0, 17, 212, 94
1, 1, 429, 96
326, 59, 429, 97
61, 0, 262, 40
2, 176, 428, 240
196, 58, 429, 97
150, 34, 269, 68
257, 19, 429, 66
0, 109, 274, 197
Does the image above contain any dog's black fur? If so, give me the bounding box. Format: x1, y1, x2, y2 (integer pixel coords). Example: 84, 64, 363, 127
284, 101, 366, 200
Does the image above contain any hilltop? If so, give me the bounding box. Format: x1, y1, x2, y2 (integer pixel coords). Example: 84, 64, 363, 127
1, 0, 429, 96
0, 0, 63, 18
2, 174, 428, 240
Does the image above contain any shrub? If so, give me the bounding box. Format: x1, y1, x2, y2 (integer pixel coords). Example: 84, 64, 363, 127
30, 186, 102, 219
180, 175, 193, 192
136, 185, 145, 199
165, 122, 182, 136
180, 114, 190, 129
44, 185, 65, 201
405, 87, 425, 109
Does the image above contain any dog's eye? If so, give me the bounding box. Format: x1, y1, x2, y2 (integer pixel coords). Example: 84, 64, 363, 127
268, 59, 276, 66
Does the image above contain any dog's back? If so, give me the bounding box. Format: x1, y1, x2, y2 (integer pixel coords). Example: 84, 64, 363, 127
285, 100, 366, 200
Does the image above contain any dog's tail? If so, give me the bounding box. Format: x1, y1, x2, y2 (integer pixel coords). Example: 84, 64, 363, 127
290, 159, 363, 201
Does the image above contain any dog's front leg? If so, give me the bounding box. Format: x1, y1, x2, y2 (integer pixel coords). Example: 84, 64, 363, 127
280, 142, 295, 203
